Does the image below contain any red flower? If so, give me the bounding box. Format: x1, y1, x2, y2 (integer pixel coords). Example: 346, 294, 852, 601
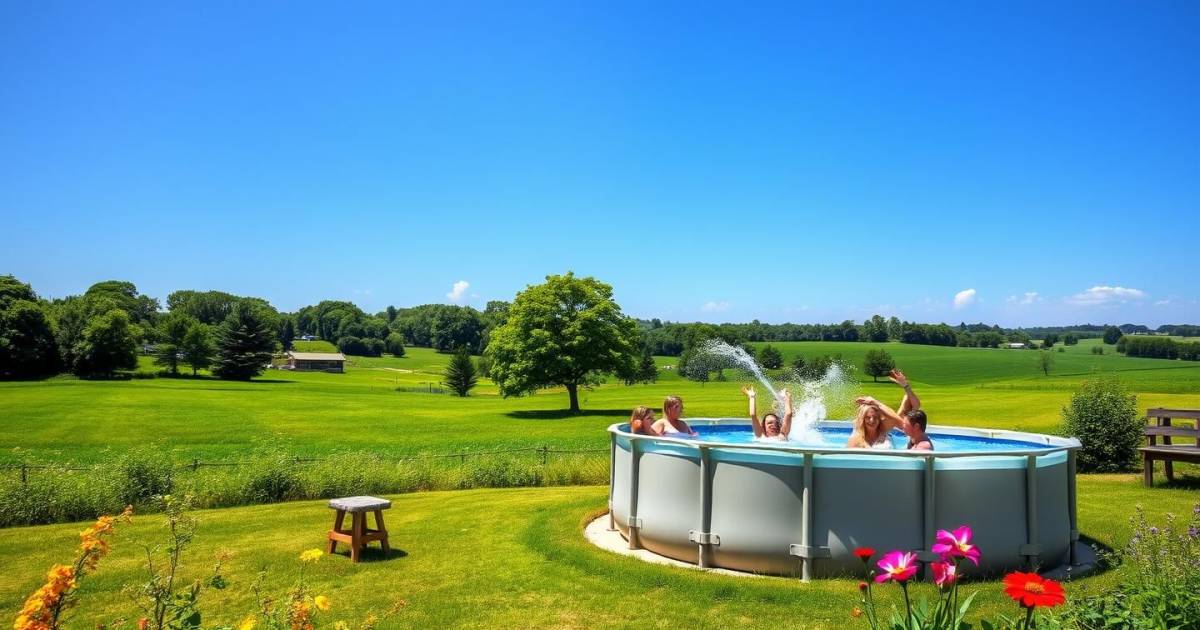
1003, 572, 1065, 608
853, 547, 875, 562
857, 581, 868, 592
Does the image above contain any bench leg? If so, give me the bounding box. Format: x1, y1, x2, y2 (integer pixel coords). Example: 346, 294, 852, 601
328, 509, 346, 554
375, 509, 390, 554
1165, 460, 1174, 482
351, 512, 364, 563
1144, 457, 1154, 487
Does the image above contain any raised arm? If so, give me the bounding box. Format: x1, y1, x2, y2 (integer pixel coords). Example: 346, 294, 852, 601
743, 385, 763, 438
855, 396, 906, 432
780, 388, 794, 438
889, 369, 921, 416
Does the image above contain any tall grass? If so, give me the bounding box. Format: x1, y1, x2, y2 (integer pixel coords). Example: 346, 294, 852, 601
0, 448, 608, 528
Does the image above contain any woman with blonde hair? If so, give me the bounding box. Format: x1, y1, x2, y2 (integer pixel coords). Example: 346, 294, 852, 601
847, 401, 899, 449
628, 406, 657, 435
652, 395, 696, 437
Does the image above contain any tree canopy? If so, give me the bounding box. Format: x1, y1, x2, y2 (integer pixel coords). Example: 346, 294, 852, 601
212, 304, 277, 380
487, 273, 639, 412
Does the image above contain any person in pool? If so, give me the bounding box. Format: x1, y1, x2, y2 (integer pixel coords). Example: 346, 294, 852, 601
628, 406, 657, 435
851, 369, 934, 450
652, 395, 697, 437
741, 385, 794, 440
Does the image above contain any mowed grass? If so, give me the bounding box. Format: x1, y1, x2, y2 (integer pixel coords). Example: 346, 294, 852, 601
2, 342, 1199, 464
0, 478, 1195, 629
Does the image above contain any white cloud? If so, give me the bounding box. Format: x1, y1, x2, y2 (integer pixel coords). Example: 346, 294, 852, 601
1154, 299, 1172, 306
446, 280, 470, 303
1007, 292, 1039, 305
1065, 285, 1146, 306
701, 301, 730, 313
953, 289, 977, 310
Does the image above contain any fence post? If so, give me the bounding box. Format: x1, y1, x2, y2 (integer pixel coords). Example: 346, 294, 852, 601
192, 458, 199, 472
20, 464, 27, 484
539, 445, 548, 466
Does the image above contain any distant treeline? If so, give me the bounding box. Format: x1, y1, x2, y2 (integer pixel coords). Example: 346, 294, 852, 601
1117, 335, 1200, 360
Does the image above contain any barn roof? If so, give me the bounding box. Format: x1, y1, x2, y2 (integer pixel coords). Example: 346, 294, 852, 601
287, 352, 346, 361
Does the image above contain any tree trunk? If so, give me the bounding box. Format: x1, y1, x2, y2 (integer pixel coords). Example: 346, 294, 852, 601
566, 382, 580, 413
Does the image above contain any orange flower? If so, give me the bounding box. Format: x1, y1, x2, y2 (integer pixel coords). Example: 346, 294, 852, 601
851, 607, 863, 618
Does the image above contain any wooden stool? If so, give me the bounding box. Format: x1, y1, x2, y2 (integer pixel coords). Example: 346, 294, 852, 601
327, 496, 391, 563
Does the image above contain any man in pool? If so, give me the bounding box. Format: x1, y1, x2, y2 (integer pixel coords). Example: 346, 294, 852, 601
853, 369, 934, 450
741, 385, 794, 440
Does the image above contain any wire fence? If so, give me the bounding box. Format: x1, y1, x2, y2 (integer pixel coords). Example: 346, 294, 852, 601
0, 445, 611, 484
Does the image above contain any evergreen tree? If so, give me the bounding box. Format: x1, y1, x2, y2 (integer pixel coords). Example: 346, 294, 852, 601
863, 348, 896, 382
759, 344, 784, 369
636, 347, 658, 383
279, 318, 295, 351
74, 309, 139, 378
443, 346, 478, 397
212, 304, 277, 380
180, 324, 214, 376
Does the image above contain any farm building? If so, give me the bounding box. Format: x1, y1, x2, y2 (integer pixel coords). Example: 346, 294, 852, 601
286, 351, 346, 373
1007, 342, 1026, 349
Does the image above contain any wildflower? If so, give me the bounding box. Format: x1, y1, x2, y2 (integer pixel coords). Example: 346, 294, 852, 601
299, 549, 324, 563
875, 551, 919, 584
334, 622, 351, 630
1149, 527, 1159, 535
857, 581, 868, 592
1003, 572, 1066, 608
852, 547, 875, 563
138, 618, 149, 630
314, 595, 331, 611
851, 607, 863, 618
1189, 526, 1197, 539
931, 561, 957, 588
238, 614, 258, 630
931, 526, 981, 565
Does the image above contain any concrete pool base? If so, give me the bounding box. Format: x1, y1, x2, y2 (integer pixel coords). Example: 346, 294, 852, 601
585, 512, 1101, 581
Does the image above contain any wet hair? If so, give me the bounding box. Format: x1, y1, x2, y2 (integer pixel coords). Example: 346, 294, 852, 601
629, 406, 654, 434
905, 409, 928, 431
663, 395, 683, 414
762, 413, 780, 426
849, 404, 883, 447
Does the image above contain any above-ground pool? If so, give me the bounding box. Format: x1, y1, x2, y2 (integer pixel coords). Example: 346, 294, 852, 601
608, 419, 1081, 579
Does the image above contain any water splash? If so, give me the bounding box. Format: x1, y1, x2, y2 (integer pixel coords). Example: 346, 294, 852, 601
686, 340, 857, 444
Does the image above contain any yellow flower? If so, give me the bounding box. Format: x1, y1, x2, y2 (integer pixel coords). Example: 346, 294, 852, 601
314, 595, 331, 611
851, 607, 863, 618
333, 622, 350, 630
299, 548, 324, 563
238, 614, 258, 630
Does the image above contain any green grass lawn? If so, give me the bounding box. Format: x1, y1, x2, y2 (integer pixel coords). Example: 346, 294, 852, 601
2, 343, 1198, 465
0, 478, 1195, 629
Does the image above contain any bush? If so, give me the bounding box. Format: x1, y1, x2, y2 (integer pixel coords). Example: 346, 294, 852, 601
336, 335, 382, 357
758, 345, 783, 369
1091, 345, 1104, 355
1062, 375, 1141, 472
384, 332, 405, 357
115, 447, 174, 506
239, 450, 302, 503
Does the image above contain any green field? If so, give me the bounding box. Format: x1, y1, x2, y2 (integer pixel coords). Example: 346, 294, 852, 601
2, 340, 1199, 465
1, 479, 1196, 628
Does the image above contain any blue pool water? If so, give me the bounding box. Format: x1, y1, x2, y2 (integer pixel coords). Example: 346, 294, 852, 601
679, 423, 1050, 452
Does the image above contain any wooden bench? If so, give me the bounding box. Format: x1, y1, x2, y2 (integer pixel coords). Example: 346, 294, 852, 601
327, 496, 391, 562
1141, 408, 1200, 487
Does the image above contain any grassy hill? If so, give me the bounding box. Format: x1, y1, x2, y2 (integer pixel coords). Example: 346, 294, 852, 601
1, 342, 1197, 464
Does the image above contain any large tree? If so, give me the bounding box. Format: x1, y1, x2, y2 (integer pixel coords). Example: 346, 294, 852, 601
180, 324, 214, 376
863, 348, 896, 382
154, 313, 200, 375
212, 304, 277, 380
0, 298, 61, 379
73, 309, 139, 378
487, 273, 639, 412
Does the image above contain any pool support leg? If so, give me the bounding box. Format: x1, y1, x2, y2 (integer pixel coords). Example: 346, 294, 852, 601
1067, 450, 1078, 565
691, 446, 716, 568
920, 456, 938, 580
627, 439, 642, 550
1022, 454, 1041, 570
801, 453, 814, 581
608, 432, 617, 531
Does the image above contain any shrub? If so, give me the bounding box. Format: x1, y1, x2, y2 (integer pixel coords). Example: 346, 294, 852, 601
115, 447, 174, 506
1062, 375, 1141, 472
1091, 345, 1104, 355
758, 345, 783, 369
384, 332, 405, 357
239, 450, 302, 503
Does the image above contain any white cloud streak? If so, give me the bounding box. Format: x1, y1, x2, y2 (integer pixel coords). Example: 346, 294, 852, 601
701, 301, 730, 313
1065, 285, 1146, 306
953, 288, 977, 310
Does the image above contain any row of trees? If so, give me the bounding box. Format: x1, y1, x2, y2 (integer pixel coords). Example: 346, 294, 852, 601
1117, 335, 1200, 361
0, 276, 281, 380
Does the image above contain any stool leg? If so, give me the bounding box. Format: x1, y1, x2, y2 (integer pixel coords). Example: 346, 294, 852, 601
375, 510, 390, 554
328, 510, 346, 554
1165, 460, 1175, 482
351, 512, 364, 563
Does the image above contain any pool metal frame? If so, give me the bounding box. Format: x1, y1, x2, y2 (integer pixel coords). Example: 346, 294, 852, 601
607, 419, 1082, 580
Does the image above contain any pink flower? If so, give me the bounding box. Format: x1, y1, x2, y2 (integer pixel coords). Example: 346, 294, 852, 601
931, 561, 957, 588
931, 526, 981, 565
875, 551, 919, 583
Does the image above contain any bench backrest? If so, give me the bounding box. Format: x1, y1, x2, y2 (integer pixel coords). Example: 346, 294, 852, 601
1145, 408, 1200, 448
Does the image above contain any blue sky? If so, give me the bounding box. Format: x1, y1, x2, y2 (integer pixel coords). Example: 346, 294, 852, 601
1, 1, 1197, 327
